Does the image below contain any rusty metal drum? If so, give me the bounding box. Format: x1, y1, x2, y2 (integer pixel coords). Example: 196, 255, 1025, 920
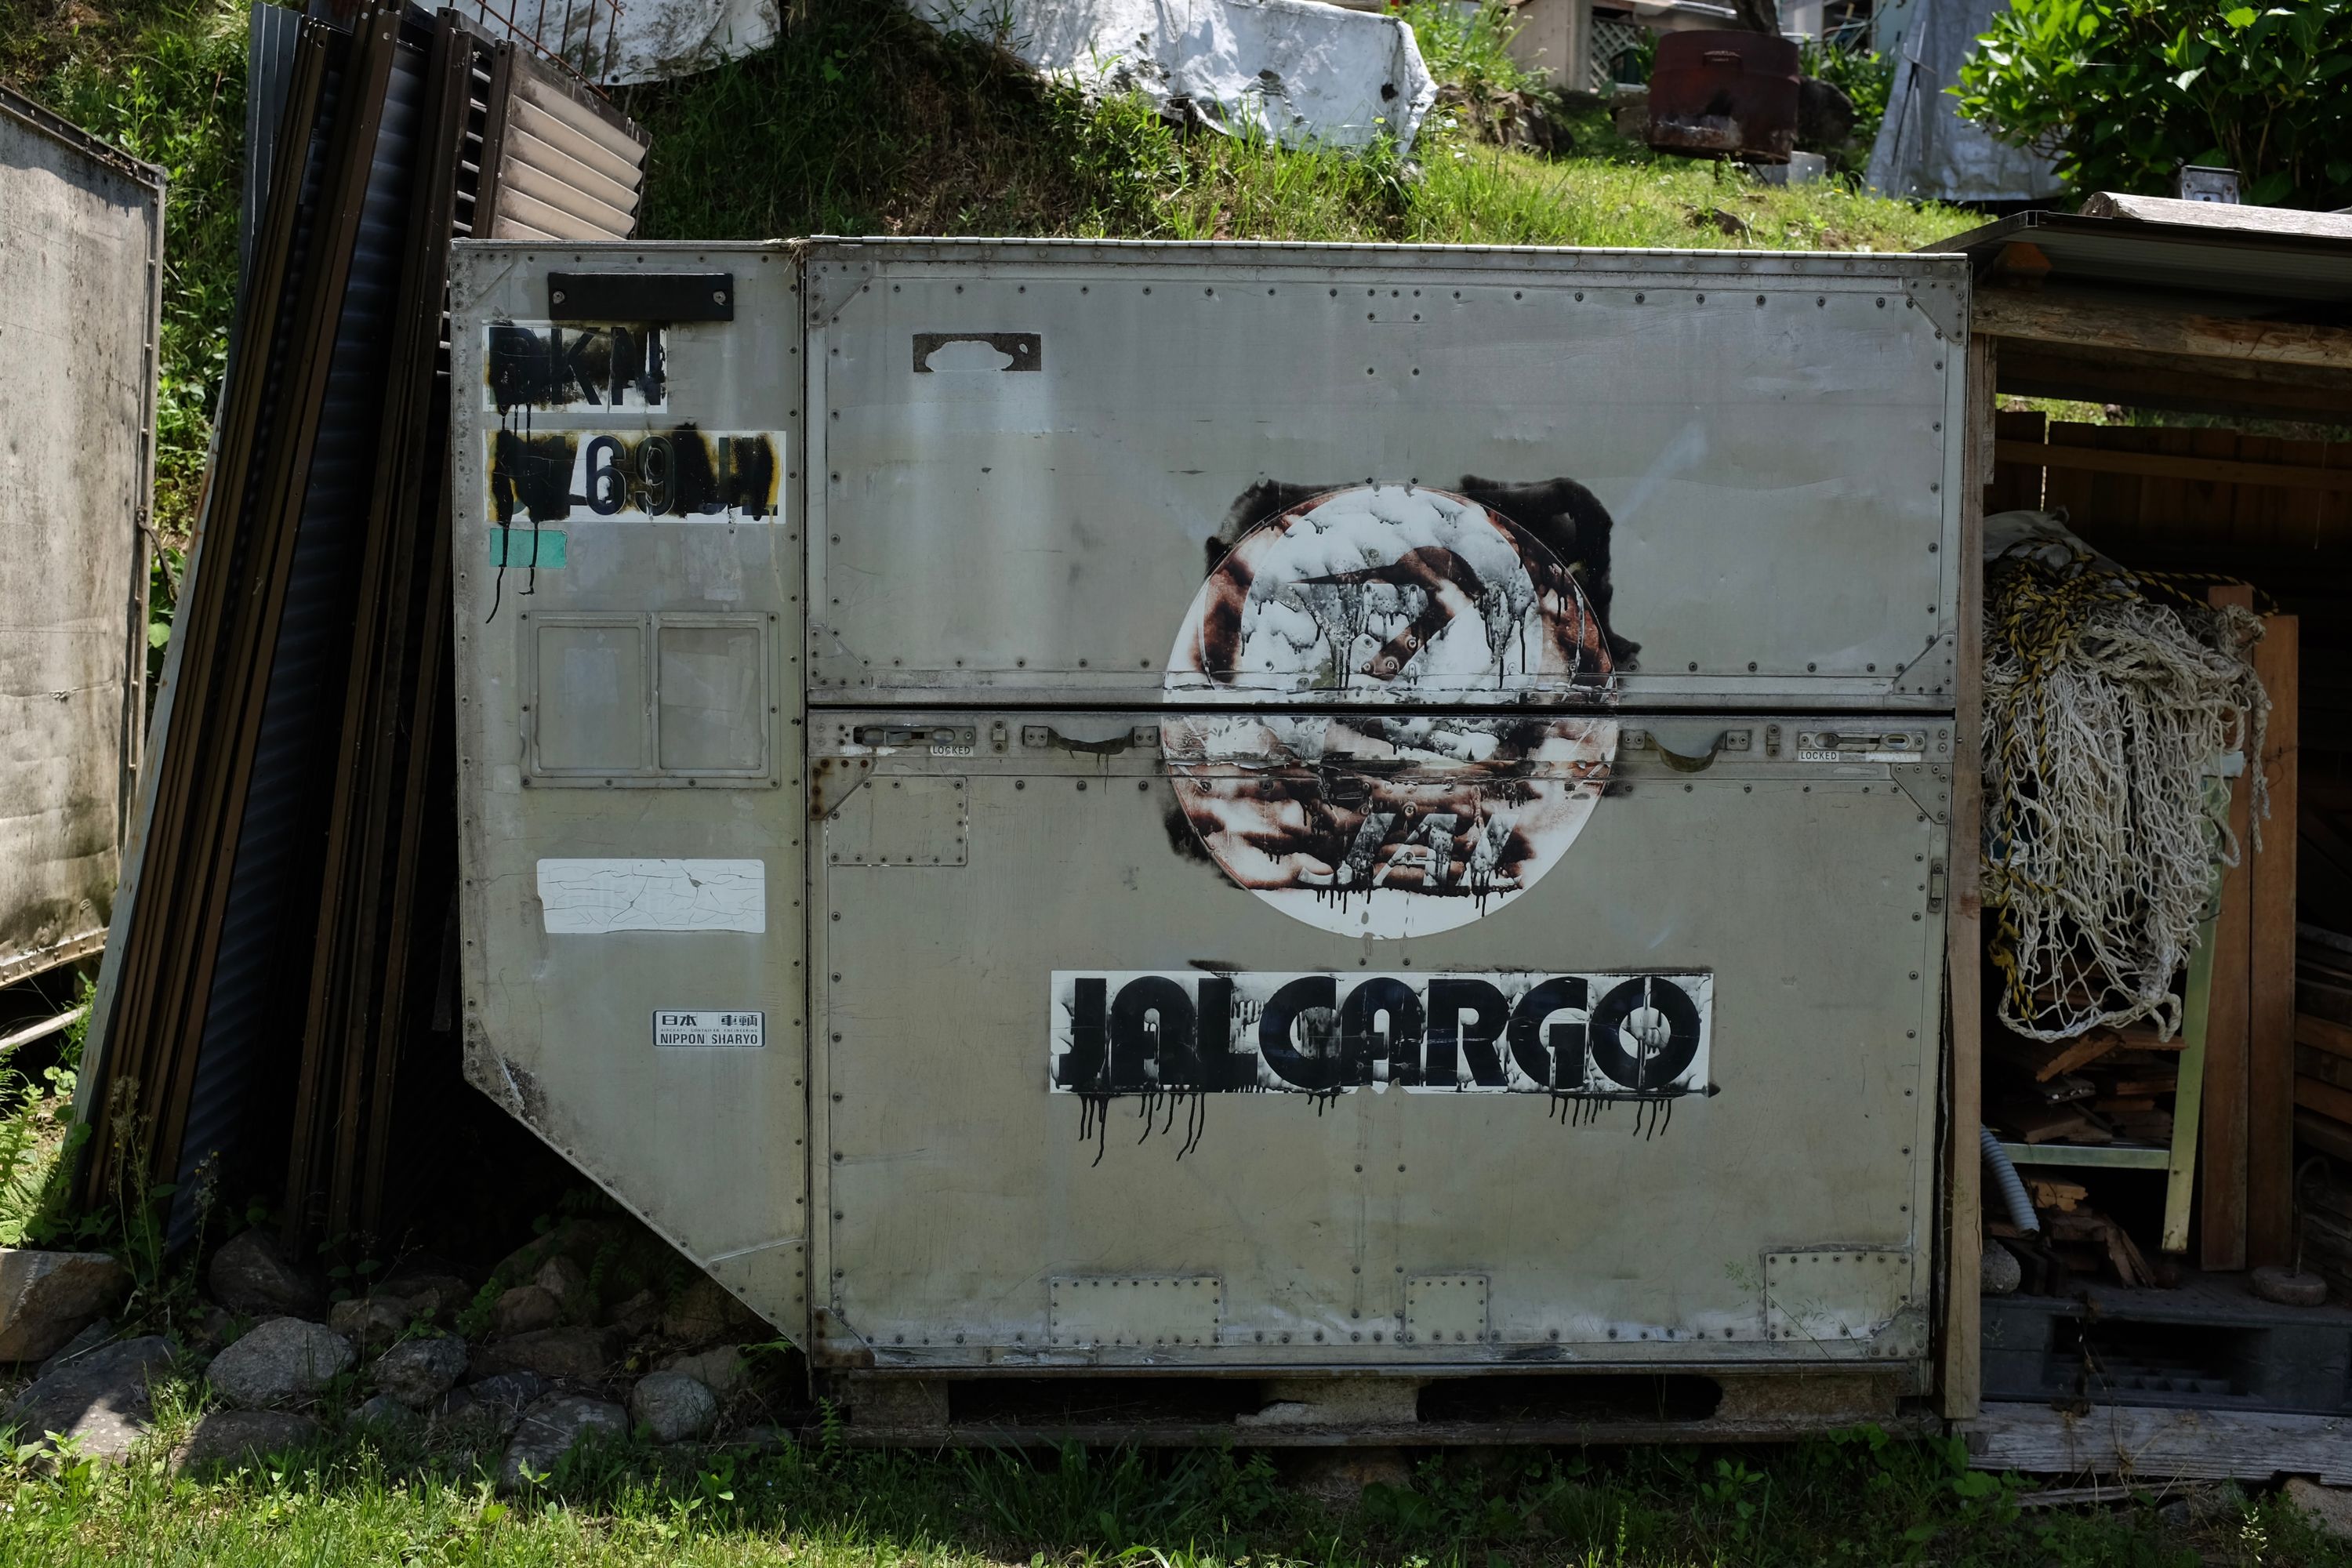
1646, 30, 1800, 164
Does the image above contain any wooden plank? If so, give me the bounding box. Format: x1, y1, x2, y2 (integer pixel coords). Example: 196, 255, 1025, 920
1975, 285, 2352, 372
2164, 840, 2223, 1254
2300, 1110, 2352, 1163
1965, 1401, 2352, 1484
1941, 334, 1991, 1422
1991, 341, 2352, 424
2247, 615, 2298, 1268
2200, 585, 2254, 1271
2295, 1075, 2352, 1126
2302, 1012, 2352, 1062
2077, 190, 2352, 238
1992, 440, 2352, 495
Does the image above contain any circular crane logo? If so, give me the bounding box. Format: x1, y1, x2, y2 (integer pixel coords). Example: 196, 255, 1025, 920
1163, 485, 1618, 939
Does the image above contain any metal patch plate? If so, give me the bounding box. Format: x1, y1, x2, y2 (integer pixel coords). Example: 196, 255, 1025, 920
1763, 1249, 1915, 1345
1406, 1275, 1490, 1346
1048, 1276, 1224, 1348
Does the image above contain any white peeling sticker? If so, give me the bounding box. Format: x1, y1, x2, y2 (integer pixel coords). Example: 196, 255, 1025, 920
536, 858, 765, 934
654, 1011, 765, 1047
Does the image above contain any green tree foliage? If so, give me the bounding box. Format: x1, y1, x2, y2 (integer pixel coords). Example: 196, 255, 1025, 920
1955, 1, 2352, 208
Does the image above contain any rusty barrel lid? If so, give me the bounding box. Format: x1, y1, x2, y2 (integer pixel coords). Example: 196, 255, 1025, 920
1646, 29, 1800, 164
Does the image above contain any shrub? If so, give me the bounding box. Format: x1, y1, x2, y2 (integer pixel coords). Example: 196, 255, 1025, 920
1955, 0, 2352, 208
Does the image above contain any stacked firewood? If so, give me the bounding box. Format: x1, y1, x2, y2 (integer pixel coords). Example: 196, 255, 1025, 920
1991, 1025, 2184, 1150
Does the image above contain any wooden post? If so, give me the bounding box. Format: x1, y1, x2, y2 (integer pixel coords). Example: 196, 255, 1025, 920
2200, 583, 2256, 1272
1941, 336, 1991, 1421
2247, 615, 2299, 1267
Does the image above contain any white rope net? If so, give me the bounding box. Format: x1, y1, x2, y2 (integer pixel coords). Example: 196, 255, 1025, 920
1981, 531, 2269, 1043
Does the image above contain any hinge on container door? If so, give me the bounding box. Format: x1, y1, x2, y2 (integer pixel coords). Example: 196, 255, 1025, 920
1927, 858, 1947, 913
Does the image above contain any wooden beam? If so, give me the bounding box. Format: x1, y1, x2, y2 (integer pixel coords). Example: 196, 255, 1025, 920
2078, 190, 2352, 239
1941, 335, 1991, 1421
2302, 1012, 2352, 1062
1991, 341, 2352, 423
2200, 583, 2255, 1272
1993, 439, 2352, 495
2296, 1076, 2352, 1125
1975, 285, 2352, 372
2246, 615, 2298, 1268
1966, 1401, 2352, 1484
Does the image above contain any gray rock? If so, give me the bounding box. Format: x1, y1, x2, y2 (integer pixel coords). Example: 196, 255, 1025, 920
533, 1256, 590, 1310
208, 1230, 326, 1319
489, 1285, 559, 1338
659, 1344, 751, 1399
436, 1370, 548, 1440
375, 1334, 468, 1409
629, 1371, 717, 1443
501, 1395, 626, 1490
659, 1276, 756, 1346
5, 1334, 176, 1463
176, 1409, 318, 1474
492, 1220, 621, 1291
37, 1317, 114, 1379
328, 1295, 412, 1352
206, 1317, 355, 1409
0, 1250, 130, 1362
606, 1287, 660, 1334
1981, 1242, 2023, 1297
2286, 1479, 2352, 1541
350, 1393, 418, 1432
488, 1325, 622, 1385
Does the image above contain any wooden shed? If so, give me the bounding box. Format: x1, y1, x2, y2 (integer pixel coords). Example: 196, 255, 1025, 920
1924, 194, 2352, 1471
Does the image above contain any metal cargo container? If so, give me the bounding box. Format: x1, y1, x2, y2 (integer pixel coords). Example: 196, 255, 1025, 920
0, 89, 162, 989
450, 238, 1967, 1441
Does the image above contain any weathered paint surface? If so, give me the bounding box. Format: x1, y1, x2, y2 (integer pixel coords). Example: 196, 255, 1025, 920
1161, 712, 1614, 937
0, 99, 158, 985
1167, 485, 1613, 704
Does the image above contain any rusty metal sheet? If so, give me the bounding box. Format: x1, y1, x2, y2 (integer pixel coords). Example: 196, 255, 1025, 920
0, 89, 160, 989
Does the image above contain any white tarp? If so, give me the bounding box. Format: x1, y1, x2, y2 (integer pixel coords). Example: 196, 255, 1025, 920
909, 0, 1437, 151
1864, 0, 2061, 203
497, 0, 1433, 150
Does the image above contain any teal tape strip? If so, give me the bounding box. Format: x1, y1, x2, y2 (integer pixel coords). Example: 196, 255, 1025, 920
490, 527, 566, 568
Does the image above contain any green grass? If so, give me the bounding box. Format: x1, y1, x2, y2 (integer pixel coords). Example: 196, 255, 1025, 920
619, 0, 1970, 252
1, 1419, 2345, 1567
9, 0, 246, 552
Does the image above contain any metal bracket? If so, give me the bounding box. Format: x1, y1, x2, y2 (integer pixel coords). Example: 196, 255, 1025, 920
1902, 273, 1969, 346
548, 271, 733, 322
1890, 630, 1956, 698
1889, 764, 1951, 825
806, 255, 879, 322
808, 756, 873, 820
1762, 1249, 1912, 1345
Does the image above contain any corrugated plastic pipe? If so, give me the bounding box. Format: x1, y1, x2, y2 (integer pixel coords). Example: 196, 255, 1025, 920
1980, 1126, 2041, 1236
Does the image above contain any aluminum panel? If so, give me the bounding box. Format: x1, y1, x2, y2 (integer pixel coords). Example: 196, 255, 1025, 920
805, 240, 1968, 712
808, 710, 1947, 1379
450, 241, 808, 1336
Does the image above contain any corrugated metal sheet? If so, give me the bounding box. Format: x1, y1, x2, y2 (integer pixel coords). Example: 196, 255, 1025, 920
172, 29, 427, 1232
80, 2, 648, 1248
239, 3, 304, 292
